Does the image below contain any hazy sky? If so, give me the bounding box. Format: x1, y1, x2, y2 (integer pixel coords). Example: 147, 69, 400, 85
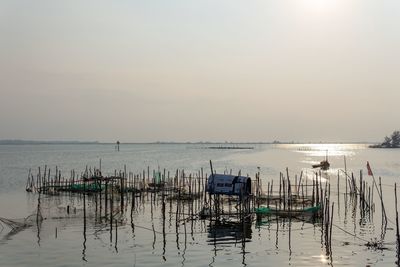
1, 0, 399, 142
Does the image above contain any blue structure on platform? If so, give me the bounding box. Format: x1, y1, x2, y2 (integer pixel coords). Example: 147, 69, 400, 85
206, 174, 252, 196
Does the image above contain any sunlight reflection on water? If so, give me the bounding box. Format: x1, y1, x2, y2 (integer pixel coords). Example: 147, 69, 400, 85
280, 143, 366, 157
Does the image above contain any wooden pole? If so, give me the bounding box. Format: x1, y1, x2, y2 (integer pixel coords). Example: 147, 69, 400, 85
395, 183, 400, 265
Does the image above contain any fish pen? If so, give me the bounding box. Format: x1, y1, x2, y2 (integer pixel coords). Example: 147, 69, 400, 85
15, 161, 399, 265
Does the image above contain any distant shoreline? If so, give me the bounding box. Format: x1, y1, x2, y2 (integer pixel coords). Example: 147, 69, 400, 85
0, 140, 99, 145
369, 145, 400, 149
207, 146, 254, 150
0, 140, 376, 145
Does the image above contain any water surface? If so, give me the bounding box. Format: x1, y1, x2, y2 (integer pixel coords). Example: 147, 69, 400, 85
0, 143, 399, 266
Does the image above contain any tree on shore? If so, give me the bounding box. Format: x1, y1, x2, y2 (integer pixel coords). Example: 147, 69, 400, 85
375, 130, 400, 148
382, 136, 392, 147
391, 130, 400, 147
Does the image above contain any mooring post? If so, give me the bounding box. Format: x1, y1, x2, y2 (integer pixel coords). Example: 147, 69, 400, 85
395, 183, 400, 265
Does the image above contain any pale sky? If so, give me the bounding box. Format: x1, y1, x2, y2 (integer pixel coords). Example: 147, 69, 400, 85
0, 0, 399, 142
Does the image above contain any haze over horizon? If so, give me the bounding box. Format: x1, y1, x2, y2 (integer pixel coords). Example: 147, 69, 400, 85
1, 0, 399, 143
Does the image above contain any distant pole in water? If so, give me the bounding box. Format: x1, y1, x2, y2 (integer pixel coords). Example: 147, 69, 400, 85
209, 160, 214, 176
116, 141, 120, 152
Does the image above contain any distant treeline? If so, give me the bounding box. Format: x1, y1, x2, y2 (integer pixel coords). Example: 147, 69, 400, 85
370, 130, 400, 148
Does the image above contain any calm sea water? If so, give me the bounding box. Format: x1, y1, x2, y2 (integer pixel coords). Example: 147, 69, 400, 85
0, 143, 399, 266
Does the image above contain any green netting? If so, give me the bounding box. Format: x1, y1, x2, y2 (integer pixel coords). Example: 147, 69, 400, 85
255, 204, 320, 215
154, 171, 162, 184
304, 204, 321, 213
254, 206, 271, 214
70, 183, 102, 192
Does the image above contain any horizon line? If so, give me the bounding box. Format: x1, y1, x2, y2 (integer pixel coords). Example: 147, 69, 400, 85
0, 139, 377, 145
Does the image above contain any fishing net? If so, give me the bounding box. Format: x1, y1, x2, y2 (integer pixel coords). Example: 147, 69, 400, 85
0, 213, 43, 231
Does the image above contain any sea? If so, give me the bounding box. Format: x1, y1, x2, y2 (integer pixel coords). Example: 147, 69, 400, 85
0, 143, 399, 266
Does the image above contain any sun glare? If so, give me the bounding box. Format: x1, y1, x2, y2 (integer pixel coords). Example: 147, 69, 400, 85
300, 0, 340, 16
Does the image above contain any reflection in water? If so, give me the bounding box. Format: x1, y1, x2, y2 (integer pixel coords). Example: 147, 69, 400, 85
182, 222, 187, 267
288, 217, 292, 259
284, 143, 364, 158
0, 227, 25, 244
315, 254, 329, 264
207, 221, 252, 245
175, 226, 180, 252
207, 221, 252, 266
82, 192, 87, 262
0, 211, 43, 245
151, 223, 156, 250
36, 194, 42, 247
115, 220, 118, 253
162, 202, 166, 262
82, 222, 87, 262
209, 235, 216, 267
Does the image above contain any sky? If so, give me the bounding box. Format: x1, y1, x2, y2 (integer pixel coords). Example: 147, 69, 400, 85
0, 0, 399, 143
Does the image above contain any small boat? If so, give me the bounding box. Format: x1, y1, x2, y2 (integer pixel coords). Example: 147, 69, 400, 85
312, 150, 330, 170
312, 160, 330, 170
